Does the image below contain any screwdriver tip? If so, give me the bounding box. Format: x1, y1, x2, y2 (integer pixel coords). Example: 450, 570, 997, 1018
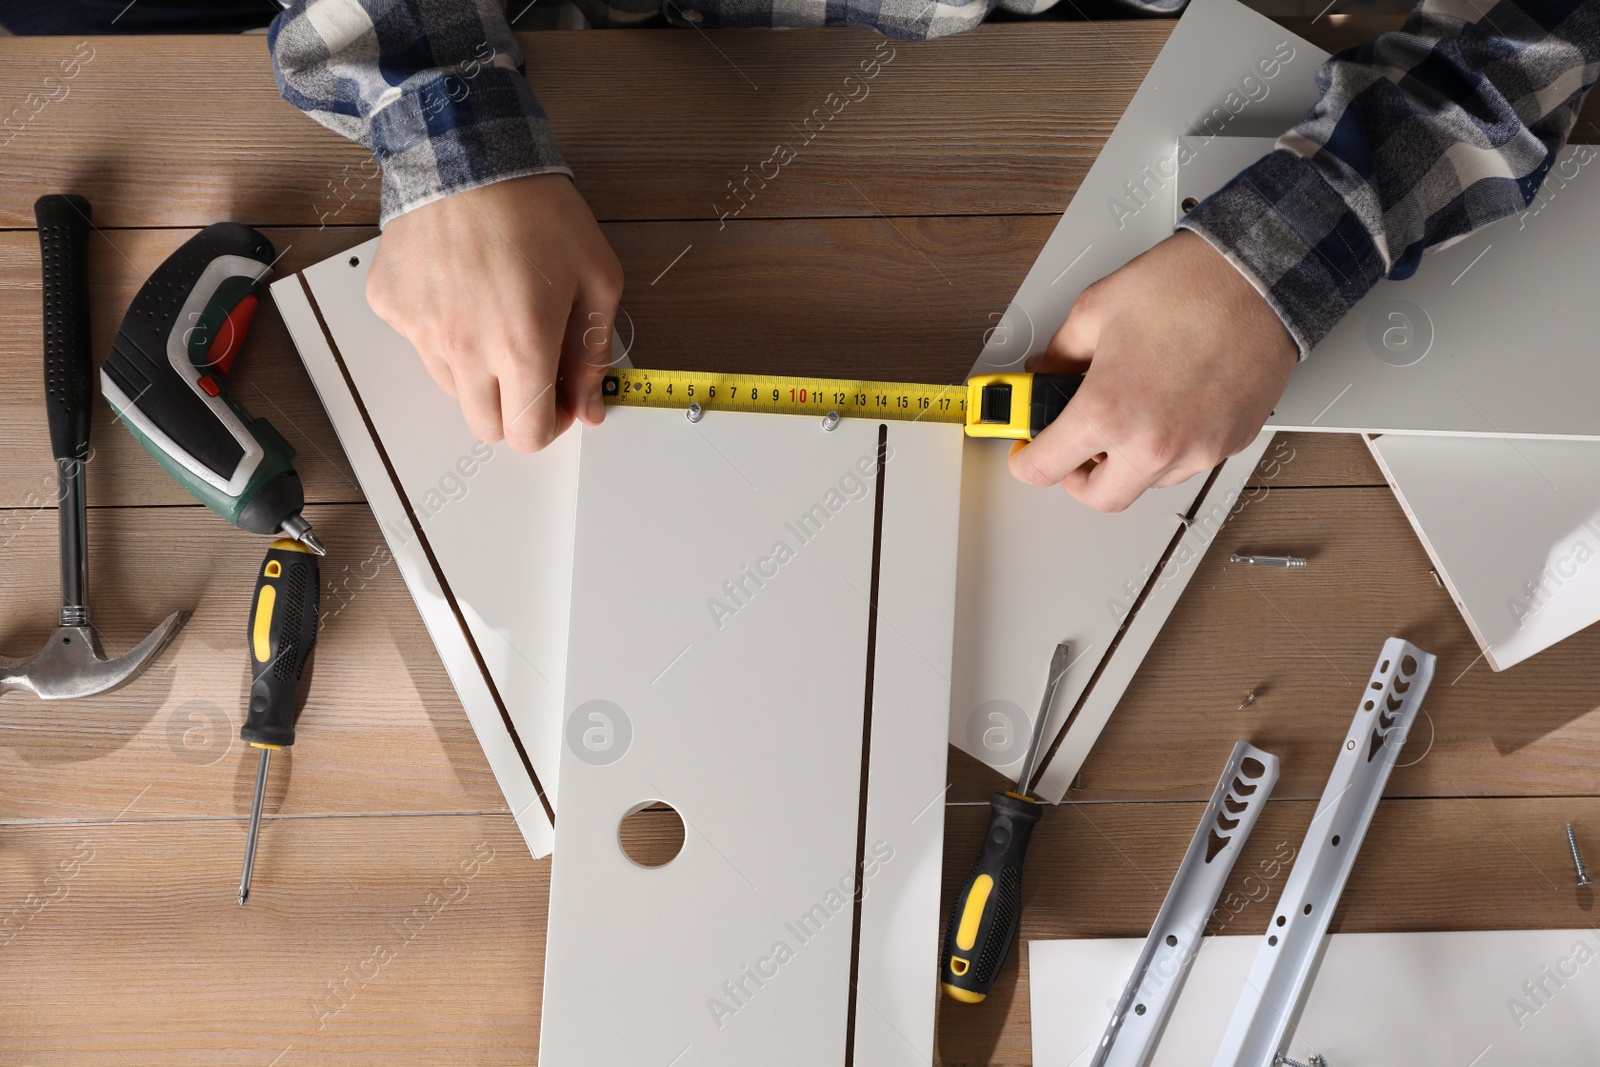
238, 888, 248, 906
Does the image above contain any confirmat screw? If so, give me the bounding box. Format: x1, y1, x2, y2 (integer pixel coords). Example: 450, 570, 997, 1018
1568, 823, 1593, 887
686, 402, 703, 424
1230, 553, 1308, 569
823, 410, 841, 432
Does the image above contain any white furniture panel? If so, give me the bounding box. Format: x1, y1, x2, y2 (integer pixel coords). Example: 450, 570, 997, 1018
1032, 930, 1600, 1065
1367, 433, 1600, 670
273, 270, 556, 855
542, 408, 959, 1066
1178, 137, 1600, 440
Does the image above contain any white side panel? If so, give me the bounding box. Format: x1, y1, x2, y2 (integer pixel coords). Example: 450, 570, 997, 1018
1031, 431, 1273, 801
854, 420, 962, 1067
1179, 137, 1600, 440
299, 238, 583, 826
1031, 931, 1600, 1065
969, 0, 1324, 381
1366, 433, 1600, 671
953, 0, 1326, 782
951, 440, 1189, 774
271, 273, 555, 857
543, 408, 957, 1066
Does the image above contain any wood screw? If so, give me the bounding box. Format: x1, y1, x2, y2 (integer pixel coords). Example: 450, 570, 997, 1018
1568, 822, 1593, 887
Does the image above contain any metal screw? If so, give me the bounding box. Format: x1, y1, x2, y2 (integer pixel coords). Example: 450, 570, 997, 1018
1175, 513, 1192, 528
1238, 691, 1257, 710
822, 410, 841, 432
1429, 569, 1443, 587
1069, 771, 1084, 794
1568, 823, 1593, 887
1275, 1055, 1329, 1067
686, 402, 703, 424
1230, 553, 1308, 569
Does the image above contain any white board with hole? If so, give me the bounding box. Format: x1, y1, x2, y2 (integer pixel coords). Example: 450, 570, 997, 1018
541, 407, 960, 1066
1031, 929, 1600, 1065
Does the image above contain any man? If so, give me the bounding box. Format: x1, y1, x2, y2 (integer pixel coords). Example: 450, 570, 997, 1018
270, 0, 1598, 510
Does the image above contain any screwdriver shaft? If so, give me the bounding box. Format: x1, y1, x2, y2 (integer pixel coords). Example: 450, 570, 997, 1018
238, 747, 271, 905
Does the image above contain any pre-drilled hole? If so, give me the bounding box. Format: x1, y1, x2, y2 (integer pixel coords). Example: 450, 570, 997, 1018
618, 801, 685, 868
1181, 196, 1199, 213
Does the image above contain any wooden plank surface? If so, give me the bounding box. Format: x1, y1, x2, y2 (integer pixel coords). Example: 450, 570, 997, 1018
1, 16, 1597, 1067
1, 21, 1592, 231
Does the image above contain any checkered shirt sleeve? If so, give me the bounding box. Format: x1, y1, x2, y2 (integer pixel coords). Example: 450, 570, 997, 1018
1181, 0, 1600, 357
269, 0, 572, 226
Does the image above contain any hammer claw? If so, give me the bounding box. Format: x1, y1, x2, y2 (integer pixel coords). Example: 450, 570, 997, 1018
0, 610, 189, 701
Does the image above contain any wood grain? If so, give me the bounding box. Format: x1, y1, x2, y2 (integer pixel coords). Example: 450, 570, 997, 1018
0, 798, 1589, 1065
0, 227, 364, 509
0, 815, 544, 1066
0, 503, 507, 822
947, 484, 1600, 805
3, 22, 1588, 231
2, 21, 1597, 1067
936, 795, 1600, 1066
0, 222, 1375, 511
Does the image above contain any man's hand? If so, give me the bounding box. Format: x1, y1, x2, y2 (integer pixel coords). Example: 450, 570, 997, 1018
367, 173, 623, 452
1009, 230, 1297, 512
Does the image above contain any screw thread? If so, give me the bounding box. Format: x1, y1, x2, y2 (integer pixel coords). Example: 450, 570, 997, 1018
1569, 823, 1592, 886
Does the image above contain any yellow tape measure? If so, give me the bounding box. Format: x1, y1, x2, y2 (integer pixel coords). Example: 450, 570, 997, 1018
601, 368, 969, 425
601, 369, 1085, 440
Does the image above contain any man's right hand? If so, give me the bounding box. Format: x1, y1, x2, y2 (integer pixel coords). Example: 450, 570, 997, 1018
367, 173, 624, 452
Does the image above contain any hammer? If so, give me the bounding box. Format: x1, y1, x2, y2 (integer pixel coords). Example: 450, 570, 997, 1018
0, 196, 188, 700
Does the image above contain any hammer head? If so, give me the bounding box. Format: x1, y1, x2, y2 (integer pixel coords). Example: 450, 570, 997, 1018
0, 611, 188, 700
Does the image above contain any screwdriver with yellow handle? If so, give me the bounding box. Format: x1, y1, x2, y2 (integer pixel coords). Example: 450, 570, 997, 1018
941, 641, 1072, 1002
238, 539, 320, 905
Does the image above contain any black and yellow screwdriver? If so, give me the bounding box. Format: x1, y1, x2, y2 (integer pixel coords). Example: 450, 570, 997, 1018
238, 539, 320, 905
941, 641, 1072, 1002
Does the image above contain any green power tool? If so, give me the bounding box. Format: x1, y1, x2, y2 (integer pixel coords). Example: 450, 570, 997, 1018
100, 224, 324, 555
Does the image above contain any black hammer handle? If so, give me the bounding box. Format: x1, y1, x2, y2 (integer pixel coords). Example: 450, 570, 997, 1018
34, 195, 95, 464
34, 194, 95, 623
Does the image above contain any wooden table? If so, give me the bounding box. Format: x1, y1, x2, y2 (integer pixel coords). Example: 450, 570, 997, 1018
1, 18, 1597, 1065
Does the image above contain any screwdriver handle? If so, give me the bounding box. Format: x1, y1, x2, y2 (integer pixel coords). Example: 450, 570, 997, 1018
941, 791, 1043, 1003
242, 540, 320, 748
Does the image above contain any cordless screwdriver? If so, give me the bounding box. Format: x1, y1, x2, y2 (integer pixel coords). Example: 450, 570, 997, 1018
101, 223, 325, 555
238, 539, 320, 905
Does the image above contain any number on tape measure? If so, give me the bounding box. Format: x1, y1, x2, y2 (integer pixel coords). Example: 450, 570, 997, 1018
600, 369, 966, 426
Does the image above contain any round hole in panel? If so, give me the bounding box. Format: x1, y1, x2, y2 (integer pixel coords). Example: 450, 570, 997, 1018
1240, 757, 1266, 779
618, 800, 685, 869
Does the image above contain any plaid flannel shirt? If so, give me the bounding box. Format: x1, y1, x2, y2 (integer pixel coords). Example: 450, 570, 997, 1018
269, 0, 1599, 356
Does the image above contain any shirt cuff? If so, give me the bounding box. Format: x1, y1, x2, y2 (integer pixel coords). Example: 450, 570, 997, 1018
367, 68, 573, 228
1176, 149, 1388, 360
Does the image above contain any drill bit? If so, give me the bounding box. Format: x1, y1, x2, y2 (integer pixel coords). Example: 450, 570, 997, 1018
238, 747, 271, 905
